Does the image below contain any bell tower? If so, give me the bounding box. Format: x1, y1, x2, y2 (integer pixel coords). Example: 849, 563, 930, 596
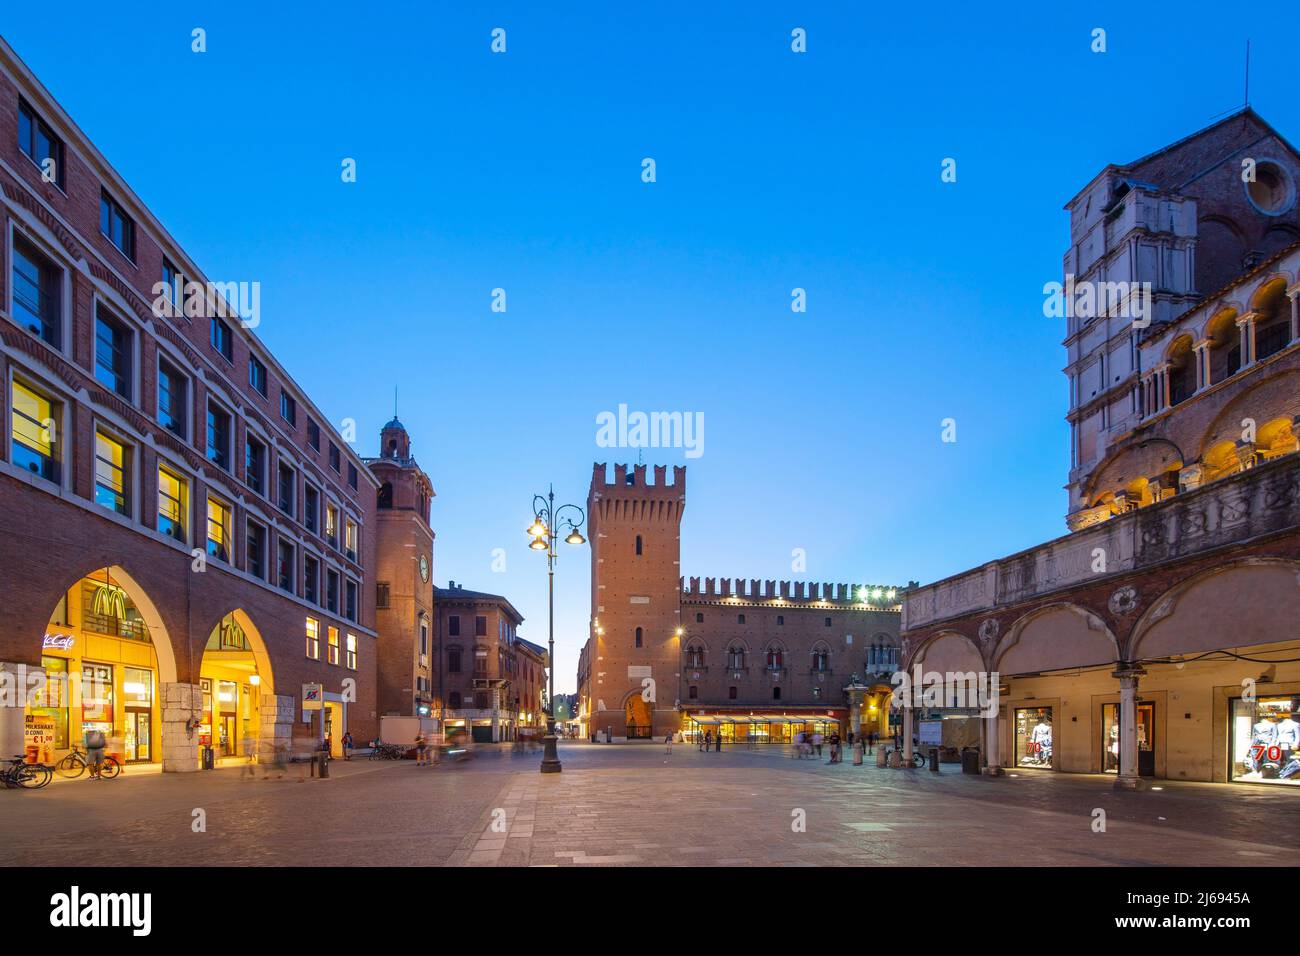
587, 463, 685, 740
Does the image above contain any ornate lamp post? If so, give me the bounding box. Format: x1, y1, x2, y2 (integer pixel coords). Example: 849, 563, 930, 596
527, 485, 586, 773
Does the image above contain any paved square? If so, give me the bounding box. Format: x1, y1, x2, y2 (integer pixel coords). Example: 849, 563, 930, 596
2, 742, 1297, 866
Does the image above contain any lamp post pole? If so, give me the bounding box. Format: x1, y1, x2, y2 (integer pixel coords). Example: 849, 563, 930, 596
529, 485, 585, 774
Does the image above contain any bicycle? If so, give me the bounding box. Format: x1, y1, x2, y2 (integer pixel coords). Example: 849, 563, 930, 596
885, 747, 927, 768
54, 745, 121, 779
1, 755, 52, 790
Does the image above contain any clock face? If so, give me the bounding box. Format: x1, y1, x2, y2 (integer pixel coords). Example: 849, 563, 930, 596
419, 555, 429, 582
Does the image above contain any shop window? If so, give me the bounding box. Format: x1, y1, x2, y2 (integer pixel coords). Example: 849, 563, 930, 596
30, 655, 69, 751
157, 465, 188, 542
305, 617, 320, 659
1230, 696, 1300, 786
81, 576, 149, 642
1014, 706, 1054, 769
93, 430, 130, 516
1102, 701, 1156, 777
81, 662, 114, 738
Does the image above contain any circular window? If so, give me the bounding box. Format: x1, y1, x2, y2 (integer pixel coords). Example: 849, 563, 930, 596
1245, 159, 1296, 216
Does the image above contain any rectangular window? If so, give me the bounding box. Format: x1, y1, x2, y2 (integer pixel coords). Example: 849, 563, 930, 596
344, 519, 358, 561
345, 633, 357, 670
210, 317, 233, 362
475, 616, 487, 637
247, 521, 266, 579
347, 462, 358, 489
248, 356, 267, 396
206, 497, 231, 562
245, 436, 265, 494
327, 626, 340, 666
18, 99, 65, 189
448, 648, 461, 672
93, 431, 129, 515
277, 539, 295, 593
449, 616, 460, 637
157, 359, 187, 438
304, 555, 319, 604
11, 380, 59, 482
277, 461, 295, 516
345, 580, 357, 622
99, 190, 135, 261
376, 582, 390, 608
280, 390, 296, 425
328, 442, 340, 472
94, 306, 132, 399
206, 404, 231, 470
307, 419, 320, 451
305, 618, 320, 660
157, 465, 188, 542
12, 236, 61, 348
326, 570, 339, 613
161, 258, 183, 312
304, 484, 319, 534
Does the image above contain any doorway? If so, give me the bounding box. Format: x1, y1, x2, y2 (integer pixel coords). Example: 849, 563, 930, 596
124, 709, 152, 762
1102, 701, 1155, 776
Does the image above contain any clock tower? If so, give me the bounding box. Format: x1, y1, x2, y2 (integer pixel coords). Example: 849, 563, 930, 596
364, 417, 437, 719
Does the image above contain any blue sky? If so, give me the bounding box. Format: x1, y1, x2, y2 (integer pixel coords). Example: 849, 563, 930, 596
4, 3, 1295, 691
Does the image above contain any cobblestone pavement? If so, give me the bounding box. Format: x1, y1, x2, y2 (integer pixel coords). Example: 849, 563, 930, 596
2, 741, 1297, 866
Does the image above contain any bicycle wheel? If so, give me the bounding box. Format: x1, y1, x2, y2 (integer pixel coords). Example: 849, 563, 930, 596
99, 757, 122, 779
55, 753, 85, 778
17, 764, 52, 789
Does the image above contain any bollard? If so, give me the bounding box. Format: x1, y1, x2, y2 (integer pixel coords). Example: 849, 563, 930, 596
319, 752, 329, 779
929, 747, 940, 772
853, 742, 864, 766
876, 747, 888, 768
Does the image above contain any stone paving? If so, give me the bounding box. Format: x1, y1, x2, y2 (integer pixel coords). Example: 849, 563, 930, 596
2, 741, 1297, 866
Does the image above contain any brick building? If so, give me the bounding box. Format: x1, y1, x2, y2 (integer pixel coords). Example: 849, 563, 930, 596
434, 582, 536, 742
364, 417, 436, 721
902, 109, 1300, 788
0, 35, 379, 769
577, 463, 902, 743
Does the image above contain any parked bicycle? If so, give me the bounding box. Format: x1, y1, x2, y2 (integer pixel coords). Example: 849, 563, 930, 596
885, 747, 927, 768
1, 755, 52, 790
54, 744, 122, 779
368, 742, 405, 761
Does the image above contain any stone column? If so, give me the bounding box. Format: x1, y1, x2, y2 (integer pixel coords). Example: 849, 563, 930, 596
1113, 663, 1146, 790
1237, 313, 1258, 367
1158, 363, 1172, 410
259, 694, 295, 765
1289, 289, 1299, 343
902, 706, 914, 766
983, 706, 1003, 775
161, 682, 203, 772
0, 662, 43, 761
1192, 340, 1211, 391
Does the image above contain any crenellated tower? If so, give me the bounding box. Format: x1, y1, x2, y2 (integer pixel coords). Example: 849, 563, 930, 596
586, 463, 685, 739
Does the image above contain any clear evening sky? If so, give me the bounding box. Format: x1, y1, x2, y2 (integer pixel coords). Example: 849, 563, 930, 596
4, 3, 1294, 692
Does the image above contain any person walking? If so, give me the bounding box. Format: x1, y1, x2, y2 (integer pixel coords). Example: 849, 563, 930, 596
342, 731, 354, 761
813, 731, 824, 758
84, 728, 106, 781
664, 732, 674, 755
715, 731, 722, 753
414, 732, 427, 767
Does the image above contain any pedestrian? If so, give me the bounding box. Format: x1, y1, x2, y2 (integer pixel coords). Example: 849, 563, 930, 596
793, 731, 804, 758
829, 732, 841, 764
664, 732, 673, 755
342, 731, 354, 761
415, 732, 427, 766
715, 731, 722, 753
84, 727, 106, 780
813, 731, 824, 757
241, 729, 257, 778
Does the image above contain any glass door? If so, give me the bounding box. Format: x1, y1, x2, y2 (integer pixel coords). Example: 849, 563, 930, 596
125, 709, 151, 762
1102, 701, 1155, 776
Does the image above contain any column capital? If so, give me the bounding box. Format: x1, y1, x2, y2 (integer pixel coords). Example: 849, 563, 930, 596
1236, 311, 1260, 329
1111, 661, 1147, 681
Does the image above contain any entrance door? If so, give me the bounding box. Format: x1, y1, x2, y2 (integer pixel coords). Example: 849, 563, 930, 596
625, 695, 652, 738
219, 714, 237, 756
125, 709, 152, 762
1102, 702, 1156, 777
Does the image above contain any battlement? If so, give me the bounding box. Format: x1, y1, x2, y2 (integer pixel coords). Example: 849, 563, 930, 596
589, 462, 686, 497
679, 577, 903, 609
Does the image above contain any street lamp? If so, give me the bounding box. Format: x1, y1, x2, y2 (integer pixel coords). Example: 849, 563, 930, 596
527, 484, 586, 773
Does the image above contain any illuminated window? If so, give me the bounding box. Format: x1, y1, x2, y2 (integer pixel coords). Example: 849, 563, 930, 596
344, 519, 358, 561
93, 431, 130, 515
345, 633, 357, 670
11, 380, 58, 482
305, 617, 319, 659
327, 626, 340, 665
206, 496, 231, 562
325, 504, 339, 547
157, 465, 188, 541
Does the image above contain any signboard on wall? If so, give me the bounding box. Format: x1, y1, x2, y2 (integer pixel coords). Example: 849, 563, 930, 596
918, 720, 943, 747
24, 713, 56, 764
302, 683, 324, 711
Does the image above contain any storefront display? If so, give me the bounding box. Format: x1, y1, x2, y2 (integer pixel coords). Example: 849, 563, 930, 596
1014, 706, 1054, 769
30, 655, 69, 749
1102, 701, 1155, 775
1231, 696, 1300, 786
122, 667, 153, 762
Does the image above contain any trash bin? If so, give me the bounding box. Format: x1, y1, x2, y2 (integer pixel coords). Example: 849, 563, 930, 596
961, 747, 981, 775
928, 747, 940, 772
202, 746, 215, 770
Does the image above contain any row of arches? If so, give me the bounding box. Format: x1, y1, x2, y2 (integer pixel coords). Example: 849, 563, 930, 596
684, 634, 897, 673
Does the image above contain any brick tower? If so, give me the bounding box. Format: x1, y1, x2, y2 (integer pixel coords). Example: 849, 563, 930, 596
587, 463, 685, 740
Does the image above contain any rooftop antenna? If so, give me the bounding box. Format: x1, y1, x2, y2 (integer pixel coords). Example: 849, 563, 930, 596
1244, 39, 1251, 108
394, 385, 399, 420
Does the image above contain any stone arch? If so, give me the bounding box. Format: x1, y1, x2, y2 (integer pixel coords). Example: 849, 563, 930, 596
994, 603, 1118, 675
1198, 368, 1300, 460
906, 629, 983, 672
1084, 439, 1183, 510
59, 564, 178, 685
201, 607, 275, 694
1206, 305, 1243, 386
1130, 558, 1300, 660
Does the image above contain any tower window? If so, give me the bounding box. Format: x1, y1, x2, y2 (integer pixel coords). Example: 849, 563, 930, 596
696, 612, 703, 623
635, 535, 642, 556
737, 613, 745, 625
635, 627, 643, 648
772, 687, 781, 701
728, 686, 737, 700
688, 685, 697, 699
